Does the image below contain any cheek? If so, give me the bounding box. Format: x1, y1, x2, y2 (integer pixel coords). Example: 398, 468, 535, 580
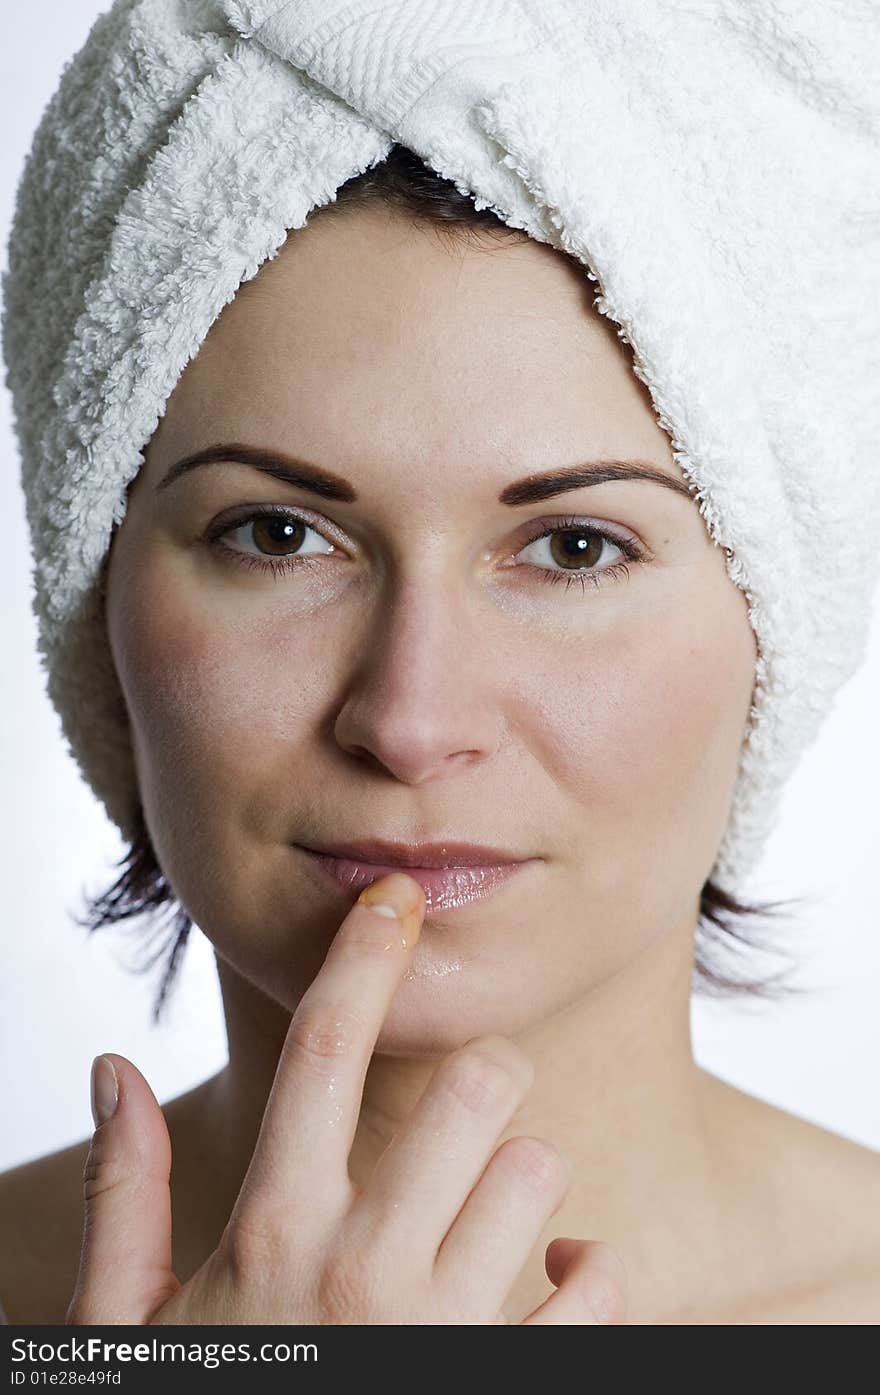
108, 549, 332, 825
517, 579, 755, 899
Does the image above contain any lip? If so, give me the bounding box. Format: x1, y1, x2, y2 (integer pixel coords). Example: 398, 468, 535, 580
294, 838, 536, 915
299, 836, 527, 868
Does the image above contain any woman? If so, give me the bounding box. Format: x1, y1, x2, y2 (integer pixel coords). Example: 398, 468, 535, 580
2, 1, 879, 1325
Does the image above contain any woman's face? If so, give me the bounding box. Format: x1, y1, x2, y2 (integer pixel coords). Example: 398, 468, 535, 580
105, 205, 756, 1054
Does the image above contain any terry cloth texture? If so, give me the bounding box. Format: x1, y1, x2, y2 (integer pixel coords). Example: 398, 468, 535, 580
3, 0, 879, 896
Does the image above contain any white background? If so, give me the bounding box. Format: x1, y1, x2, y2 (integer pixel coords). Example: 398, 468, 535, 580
2, 2, 878, 1173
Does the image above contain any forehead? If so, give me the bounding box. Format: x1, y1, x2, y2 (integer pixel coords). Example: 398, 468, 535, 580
149, 205, 681, 494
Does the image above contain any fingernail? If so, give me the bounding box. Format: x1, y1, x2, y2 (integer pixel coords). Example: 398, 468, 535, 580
357, 872, 424, 940
90, 1055, 118, 1127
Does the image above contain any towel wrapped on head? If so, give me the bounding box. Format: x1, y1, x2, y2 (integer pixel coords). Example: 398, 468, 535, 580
2, 0, 879, 895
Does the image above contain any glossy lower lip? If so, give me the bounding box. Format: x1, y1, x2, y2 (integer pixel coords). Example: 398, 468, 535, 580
295, 845, 533, 914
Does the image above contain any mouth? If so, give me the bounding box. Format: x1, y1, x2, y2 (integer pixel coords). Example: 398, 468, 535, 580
293, 837, 537, 915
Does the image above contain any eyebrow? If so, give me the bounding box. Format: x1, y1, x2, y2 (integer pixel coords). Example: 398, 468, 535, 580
156, 442, 694, 505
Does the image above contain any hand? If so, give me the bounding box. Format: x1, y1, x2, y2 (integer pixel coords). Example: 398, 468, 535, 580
67, 871, 627, 1325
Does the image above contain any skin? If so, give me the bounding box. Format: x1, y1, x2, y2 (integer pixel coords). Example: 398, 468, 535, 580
3, 204, 879, 1324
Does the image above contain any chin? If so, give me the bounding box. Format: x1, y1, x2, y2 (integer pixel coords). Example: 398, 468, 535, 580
365, 962, 547, 1060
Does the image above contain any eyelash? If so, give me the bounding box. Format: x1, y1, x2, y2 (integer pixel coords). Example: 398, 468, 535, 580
205, 507, 646, 595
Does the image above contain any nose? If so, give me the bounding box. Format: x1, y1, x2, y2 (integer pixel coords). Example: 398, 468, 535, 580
332, 579, 503, 785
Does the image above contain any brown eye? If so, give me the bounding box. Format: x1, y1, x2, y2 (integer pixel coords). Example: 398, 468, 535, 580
250, 515, 308, 557
214, 510, 337, 563
518, 525, 626, 574
546, 528, 605, 570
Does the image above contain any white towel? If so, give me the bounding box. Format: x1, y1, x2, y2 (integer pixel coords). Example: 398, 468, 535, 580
2, 0, 879, 895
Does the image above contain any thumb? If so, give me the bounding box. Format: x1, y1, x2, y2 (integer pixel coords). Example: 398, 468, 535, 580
66, 1054, 181, 1325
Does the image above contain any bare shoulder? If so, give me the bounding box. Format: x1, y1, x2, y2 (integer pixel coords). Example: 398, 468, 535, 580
701, 1070, 880, 1323
0, 1136, 92, 1325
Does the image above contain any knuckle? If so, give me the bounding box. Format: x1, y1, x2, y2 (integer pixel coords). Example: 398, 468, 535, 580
287, 1003, 366, 1068
316, 1248, 378, 1322
81, 1136, 129, 1204
218, 1212, 284, 1282
497, 1135, 569, 1194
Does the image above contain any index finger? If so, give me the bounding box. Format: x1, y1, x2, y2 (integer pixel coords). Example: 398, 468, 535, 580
228, 871, 426, 1239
